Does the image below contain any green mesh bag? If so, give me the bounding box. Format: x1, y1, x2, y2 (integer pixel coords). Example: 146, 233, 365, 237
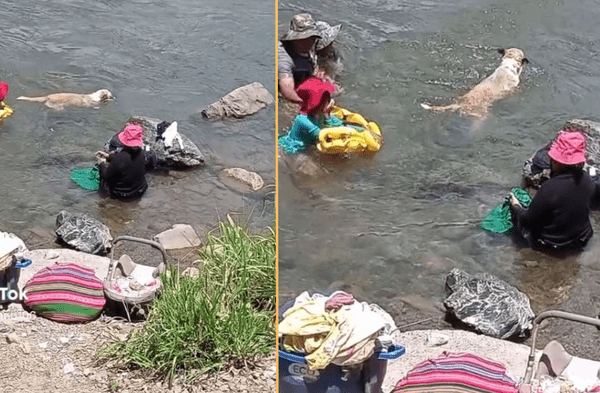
481, 187, 532, 234
70, 165, 100, 191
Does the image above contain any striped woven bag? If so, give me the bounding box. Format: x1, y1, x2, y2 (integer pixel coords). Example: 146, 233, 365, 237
393, 352, 519, 393
24, 262, 106, 323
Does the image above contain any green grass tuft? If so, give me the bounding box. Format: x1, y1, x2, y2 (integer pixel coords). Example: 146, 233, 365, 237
98, 221, 276, 381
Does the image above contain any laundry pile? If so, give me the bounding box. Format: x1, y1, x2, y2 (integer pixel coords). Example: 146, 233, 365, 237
278, 291, 400, 370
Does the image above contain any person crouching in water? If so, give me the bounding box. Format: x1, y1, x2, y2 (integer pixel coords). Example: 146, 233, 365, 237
277, 77, 342, 154
510, 131, 600, 252
98, 124, 149, 199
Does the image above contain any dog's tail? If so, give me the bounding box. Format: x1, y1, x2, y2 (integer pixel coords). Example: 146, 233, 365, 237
16, 96, 48, 102
420, 102, 461, 113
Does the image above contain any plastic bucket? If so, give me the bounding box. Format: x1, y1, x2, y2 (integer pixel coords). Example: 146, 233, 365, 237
279, 345, 405, 393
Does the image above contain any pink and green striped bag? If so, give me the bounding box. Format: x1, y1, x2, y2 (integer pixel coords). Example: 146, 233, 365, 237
393, 352, 519, 393
23, 262, 106, 323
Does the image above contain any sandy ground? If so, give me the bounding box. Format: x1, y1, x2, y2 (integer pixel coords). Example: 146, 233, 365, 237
0, 304, 276, 393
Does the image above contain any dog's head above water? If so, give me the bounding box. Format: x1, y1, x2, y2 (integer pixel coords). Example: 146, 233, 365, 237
498, 48, 529, 65
92, 89, 114, 102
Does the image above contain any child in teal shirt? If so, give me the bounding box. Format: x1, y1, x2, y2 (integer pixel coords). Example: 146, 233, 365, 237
278, 77, 343, 153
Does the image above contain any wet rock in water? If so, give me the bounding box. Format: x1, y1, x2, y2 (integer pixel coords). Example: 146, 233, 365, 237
281, 150, 327, 178
106, 116, 205, 167
443, 268, 534, 339
55, 211, 113, 255
222, 168, 264, 191
201, 82, 274, 120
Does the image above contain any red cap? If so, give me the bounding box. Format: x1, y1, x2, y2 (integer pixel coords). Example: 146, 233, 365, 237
296, 77, 335, 115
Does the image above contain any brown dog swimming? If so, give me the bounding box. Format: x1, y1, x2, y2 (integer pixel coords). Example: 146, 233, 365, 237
421, 48, 528, 118
17, 89, 114, 110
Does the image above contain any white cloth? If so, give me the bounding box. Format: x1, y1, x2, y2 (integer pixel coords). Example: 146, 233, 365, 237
0, 232, 27, 269
163, 121, 183, 149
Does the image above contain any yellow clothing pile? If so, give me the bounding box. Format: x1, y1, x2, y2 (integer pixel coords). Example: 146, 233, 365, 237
279, 293, 387, 370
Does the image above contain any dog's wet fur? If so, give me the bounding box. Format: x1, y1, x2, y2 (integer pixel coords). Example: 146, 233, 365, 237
421, 48, 528, 118
17, 89, 114, 110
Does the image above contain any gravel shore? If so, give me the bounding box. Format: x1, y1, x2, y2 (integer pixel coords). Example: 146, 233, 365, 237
0, 303, 276, 393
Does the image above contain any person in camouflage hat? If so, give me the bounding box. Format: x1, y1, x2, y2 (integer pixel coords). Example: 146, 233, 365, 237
278, 14, 321, 104
315, 21, 341, 52
315, 21, 343, 84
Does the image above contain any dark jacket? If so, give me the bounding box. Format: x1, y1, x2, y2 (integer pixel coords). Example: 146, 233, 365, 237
99, 147, 148, 199
511, 170, 600, 250
105, 134, 158, 170
281, 41, 315, 87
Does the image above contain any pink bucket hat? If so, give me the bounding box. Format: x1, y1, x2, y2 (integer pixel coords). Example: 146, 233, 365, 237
296, 77, 335, 115
118, 124, 144, 147
548, 131, 586, 165
0, 82, 9, 101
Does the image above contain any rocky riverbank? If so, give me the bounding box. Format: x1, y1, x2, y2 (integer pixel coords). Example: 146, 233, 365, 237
0, 302, 276, 393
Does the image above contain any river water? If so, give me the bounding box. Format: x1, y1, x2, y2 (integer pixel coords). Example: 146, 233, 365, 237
0, 0, 275, 253
278, 0, 600, 357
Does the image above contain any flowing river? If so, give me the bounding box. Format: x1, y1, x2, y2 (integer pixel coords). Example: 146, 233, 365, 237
278, 0, 600, 358
0, 0, 276, 257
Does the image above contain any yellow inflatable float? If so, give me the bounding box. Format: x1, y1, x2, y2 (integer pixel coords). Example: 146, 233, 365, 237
0, 102, 13, 121
317, 106, 383, 154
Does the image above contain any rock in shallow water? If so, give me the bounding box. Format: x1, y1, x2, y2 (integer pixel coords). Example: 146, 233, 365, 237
222, 168, 264, 191
201, 82, 273, 120
105, 116, 205, 168
443, 268, 534, 339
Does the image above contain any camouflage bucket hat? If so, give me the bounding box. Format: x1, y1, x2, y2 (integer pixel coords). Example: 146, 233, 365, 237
315, 21, 342, 51
280, 13, 321, 42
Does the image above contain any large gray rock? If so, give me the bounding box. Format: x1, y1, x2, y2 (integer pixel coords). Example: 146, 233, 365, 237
201, 82, 273, 120
443, 268, 534, 339
106, 116, 205, 168
55, 211, 113, 255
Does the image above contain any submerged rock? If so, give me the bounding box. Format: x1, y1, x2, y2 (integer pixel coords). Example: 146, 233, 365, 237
105, 116, 205, 168
280, 148, 327, 179
55, 211, 113, 255
443, 268, 534, 339
222, 168, 264, 191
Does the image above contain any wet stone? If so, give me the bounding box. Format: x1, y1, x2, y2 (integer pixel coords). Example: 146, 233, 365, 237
55, 210, 113, 255
111, 116, 205, 168
443, 268, 534, 339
